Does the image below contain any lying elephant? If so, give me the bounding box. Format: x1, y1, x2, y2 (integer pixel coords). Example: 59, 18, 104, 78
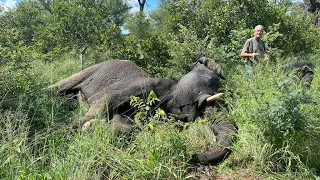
282, 60, 315, 88
48, 57, 237, 165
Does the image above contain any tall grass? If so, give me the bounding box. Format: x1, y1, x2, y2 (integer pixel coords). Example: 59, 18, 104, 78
1, 55, 320, 179
0, 57, 189, 179
0, 109, 189, 179
223, 59, 320, 178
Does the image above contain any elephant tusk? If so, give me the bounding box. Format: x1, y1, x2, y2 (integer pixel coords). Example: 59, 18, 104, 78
206, 93, 224, 102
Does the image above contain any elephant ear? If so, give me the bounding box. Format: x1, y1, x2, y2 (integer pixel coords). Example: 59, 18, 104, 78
198, 57, 225, 79
170, 64, 220, 108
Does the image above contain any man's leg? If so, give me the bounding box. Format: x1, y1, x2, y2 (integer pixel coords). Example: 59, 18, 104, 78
245, 64, 251, 79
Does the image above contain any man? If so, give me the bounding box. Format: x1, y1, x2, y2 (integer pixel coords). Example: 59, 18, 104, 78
240, 25, 267, 78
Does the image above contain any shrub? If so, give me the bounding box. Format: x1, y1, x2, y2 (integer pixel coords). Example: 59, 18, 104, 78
224, 61, 320, 174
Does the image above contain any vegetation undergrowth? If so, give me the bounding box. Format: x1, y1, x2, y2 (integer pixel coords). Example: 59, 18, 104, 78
1, 54, 320, 179
0, 79, 192, 179
1, 0, 320, 179
222, 59, 320, 178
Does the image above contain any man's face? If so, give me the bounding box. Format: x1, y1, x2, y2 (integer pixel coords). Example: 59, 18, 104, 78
254, 26, 264, 39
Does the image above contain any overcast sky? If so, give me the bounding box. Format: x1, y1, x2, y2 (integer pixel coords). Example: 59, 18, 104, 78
1, 0, 16, 10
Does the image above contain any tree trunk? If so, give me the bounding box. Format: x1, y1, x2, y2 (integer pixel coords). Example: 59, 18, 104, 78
138, 0, 146, 12
80, 52, 84, 70
79, 45, 88, 70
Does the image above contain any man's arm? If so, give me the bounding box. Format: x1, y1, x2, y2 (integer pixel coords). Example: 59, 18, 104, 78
240, 51, 260, 58
240, 39, 260, 59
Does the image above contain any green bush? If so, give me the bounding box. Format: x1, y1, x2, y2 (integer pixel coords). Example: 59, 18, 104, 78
120, 33, 171, 77
224, 61, 320, 174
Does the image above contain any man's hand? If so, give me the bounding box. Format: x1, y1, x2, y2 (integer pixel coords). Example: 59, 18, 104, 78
249, 53, 259, 63
263, 54, 270, 62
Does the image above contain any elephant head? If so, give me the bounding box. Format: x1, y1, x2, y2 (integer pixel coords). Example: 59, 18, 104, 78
47, 58, 237, 165
282, 60, 315, 88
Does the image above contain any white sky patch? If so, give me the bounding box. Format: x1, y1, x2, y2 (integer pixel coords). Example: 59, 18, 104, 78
1, 0, 17, 11
126, 0, 140, 13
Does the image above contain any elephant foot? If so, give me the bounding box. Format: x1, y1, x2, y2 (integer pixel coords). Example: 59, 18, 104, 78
82, 119, 97, 130
81, 115, 135, 132
110, 114, 134, 133
82, 119, 107, 130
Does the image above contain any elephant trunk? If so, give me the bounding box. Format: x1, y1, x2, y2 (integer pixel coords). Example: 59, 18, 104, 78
190, 111, 237, 165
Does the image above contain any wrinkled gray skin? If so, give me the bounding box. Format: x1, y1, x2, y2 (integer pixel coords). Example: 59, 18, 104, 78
48, 58, 236, 165
303, 0, 320, 25
282, 60, 315, 88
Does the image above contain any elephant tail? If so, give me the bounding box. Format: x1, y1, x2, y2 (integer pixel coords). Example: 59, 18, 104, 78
189, 116, 237, 165
46, 63, 101, 93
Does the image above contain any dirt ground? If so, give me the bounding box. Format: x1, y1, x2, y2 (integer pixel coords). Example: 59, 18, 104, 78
186, 165, 261, 180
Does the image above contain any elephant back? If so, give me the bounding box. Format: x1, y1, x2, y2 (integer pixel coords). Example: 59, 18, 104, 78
282, 60, 315, 81
76, 60, 150, 99
282, 60, 314, 73
87, 77, 176, 118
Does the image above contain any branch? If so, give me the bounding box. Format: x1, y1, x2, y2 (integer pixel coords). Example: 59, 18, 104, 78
138, 0, 146, 12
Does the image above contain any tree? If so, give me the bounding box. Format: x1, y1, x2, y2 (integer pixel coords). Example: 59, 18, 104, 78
0, 10, 35, 95
125, 11, 151, 39
39, 0, 130, 69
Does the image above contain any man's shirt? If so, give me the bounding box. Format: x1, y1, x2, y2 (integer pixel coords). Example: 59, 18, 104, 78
242, 37, 266, 63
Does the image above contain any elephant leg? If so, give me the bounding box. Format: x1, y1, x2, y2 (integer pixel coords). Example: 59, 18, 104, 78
47, 63, 99, 91
110, 114, 135, 133
82, 114, 135, 131
82, 119, 100, 130
81, 99, 108, 129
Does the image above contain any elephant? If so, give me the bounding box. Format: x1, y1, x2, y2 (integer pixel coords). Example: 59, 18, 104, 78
47, 57, 237, 165
282, 60, 315, 88
303, 0, 320, 25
